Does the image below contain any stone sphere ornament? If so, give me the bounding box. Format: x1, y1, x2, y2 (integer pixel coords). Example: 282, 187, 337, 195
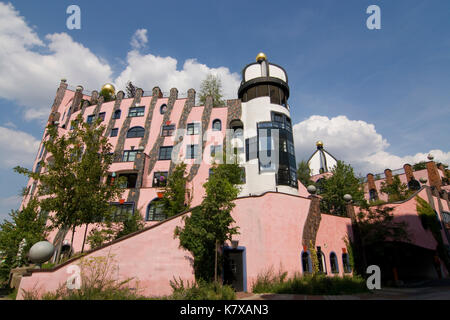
427, 154, 434, 161
28, 241, 55, 264
343, 194, 353, 202
307, 185, 317, 194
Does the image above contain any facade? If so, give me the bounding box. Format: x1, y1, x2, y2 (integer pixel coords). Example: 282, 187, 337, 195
16, 54, 449, 298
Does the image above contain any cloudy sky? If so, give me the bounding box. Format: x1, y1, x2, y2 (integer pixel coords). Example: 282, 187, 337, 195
0, 1, 449, 220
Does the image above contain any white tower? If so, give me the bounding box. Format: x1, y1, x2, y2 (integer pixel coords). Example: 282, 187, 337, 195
236, 53, 298, 196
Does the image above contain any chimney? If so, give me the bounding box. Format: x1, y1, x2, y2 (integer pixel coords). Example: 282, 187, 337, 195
384, 169, 393, 185
152, 87, 163, 98
72, 85, 84, 113
426, 161, 442, 192
403, 164, 414, 182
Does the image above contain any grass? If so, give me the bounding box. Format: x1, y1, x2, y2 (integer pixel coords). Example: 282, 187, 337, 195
252, 269, 369, 295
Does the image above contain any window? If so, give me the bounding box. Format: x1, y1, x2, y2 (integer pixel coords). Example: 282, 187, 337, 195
408, 179, 421, 191
122, 150, 140, 162
153, 172, 168, 187
239, 167, 246, 184
210, 144, 222, 158
269, 85, 281, 105
111, 202, 134, 222
187, 123, 200, 135
34, 162, 42, 174
127, 126, 145, 138
38, 145, 45, 159
98, 112, 106, 122
146, 199, 166, 221
128, 106, 145, 117
118, 173, 138, 188
369, 189, 378, 201
86, 115, 94, 124
302, 252, 312, 273
186, 144, 199, 159
342, 253, 352, 273
159, 146, 173, 160
212, 119, 222, 131
245, 137, 258, 162
317, 247, 327, 274
113, 109, 121, 119
110, 128, 119, 137
161, 124, 175, 137
330, 252, 339, 274
160, 104, 168, 114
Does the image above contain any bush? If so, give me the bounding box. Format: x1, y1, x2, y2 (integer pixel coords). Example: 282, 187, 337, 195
252, 269, 368, 295
168, 278, 236, 300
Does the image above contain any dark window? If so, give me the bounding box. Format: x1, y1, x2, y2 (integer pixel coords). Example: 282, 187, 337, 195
342, 253, 352, 273
118, 173, 138, 188
187, 123, 200, 135
269, 85, 280, 105
127, 126, 145, 138
110, 128, 119, 137
302, 252, 312, 273
212, 119, 222, 131
160, 104, 168, 114
186, 144, 199, 159
408, 179, 421, 191
34, 162, 42, 174
247, 86, 256, 101
317, 247, 327, 274
330, 253, 339, 274
86, 115, 94, 124
245, 137, 258, 161
159, 146, 173, 160
38, 145, 45, 159
153, 172, 168, 187
369, 189, 378, 201
111, 202, 134, 222
113, 109, 121, 119
240, 167, 246, 184
146, 199, 166, 221
257, 84, 269, 97
98, 112, 106, 122
161, 124, 175, 137
128, 106, 145, 117
122, 150, 140, 162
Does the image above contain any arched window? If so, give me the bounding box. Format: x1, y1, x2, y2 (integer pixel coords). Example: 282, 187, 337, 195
146, 198, 166, 221
317, 247, 327, 274
212, 119, 222, 131
342, 253, 352, 273
330, 252, 339, 274
127, 126, 145, 138
113, 109, 121, 119
408, 179, 420, 191
160, 104, 168, 114
301, 251, 312, 273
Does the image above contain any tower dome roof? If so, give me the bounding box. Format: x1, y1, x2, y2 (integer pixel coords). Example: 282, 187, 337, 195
307, 141, 338, 176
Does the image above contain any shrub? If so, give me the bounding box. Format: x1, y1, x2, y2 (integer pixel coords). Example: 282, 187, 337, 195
252, 269, 368, 295
168, 278, 236, 300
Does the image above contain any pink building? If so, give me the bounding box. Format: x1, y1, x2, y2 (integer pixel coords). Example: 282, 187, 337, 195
16, 54, 450, 298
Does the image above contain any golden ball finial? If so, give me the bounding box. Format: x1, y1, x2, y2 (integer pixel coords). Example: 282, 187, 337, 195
316, 141, 324, 148
256, 52, 267, 63
101, 83, 115, 96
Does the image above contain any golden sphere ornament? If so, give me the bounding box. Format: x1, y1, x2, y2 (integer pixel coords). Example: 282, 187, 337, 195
256, 52, 267, 62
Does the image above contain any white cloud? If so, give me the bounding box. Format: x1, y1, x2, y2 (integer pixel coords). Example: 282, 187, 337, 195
114, 51, 240, 99
0, 195, 21, 217
0, 3, 240, 122
0, 126, 40, 168
130, 29, 148, 50
293, 115, 450, 175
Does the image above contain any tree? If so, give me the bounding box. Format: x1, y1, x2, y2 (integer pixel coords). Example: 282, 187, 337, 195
319, 161, 366, 216
199, 74, 224, 107
297, 160, 312, 187
0, 199, 48, 281
380, 175, 412, 202
174, 161, 242, 282
126, 81, 136, 98
160, 163, 191, 218
412, 161, 427, 171
14, 114, 125, 257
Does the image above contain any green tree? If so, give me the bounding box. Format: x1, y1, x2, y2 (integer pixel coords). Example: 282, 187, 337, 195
174, 161, 242, 282
160, 163, 191, 218
380, 175, 412, 202
199, 74, 224, 107
0, 199, 48, 281
297, 160, 312, 187
14, 114, 125, 257
412, 161, 427, 171
126, 81, 136, 98
319, 161, 366, 216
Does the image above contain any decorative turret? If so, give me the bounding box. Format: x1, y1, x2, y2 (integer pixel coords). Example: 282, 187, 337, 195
307, 141, 338, 176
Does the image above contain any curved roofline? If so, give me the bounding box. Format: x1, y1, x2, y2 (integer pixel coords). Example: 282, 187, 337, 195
241, 61, 289, 84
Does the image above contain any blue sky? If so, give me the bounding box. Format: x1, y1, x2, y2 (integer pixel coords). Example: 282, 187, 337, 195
0, 0, 449, 220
